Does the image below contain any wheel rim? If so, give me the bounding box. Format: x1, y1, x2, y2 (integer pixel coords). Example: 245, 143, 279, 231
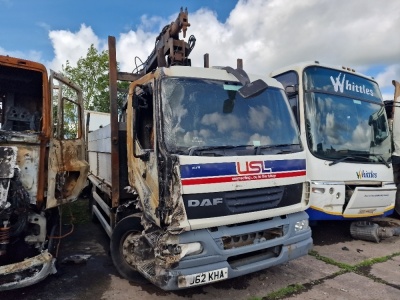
120, 231, 141, 268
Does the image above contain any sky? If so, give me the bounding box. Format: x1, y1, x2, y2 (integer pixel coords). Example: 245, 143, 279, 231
1, 0, 399, 99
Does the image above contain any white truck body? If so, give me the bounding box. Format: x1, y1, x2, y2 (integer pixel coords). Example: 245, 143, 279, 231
84, 110, 110, 132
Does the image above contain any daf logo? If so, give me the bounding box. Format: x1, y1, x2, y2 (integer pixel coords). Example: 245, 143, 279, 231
188, 198, 223, 207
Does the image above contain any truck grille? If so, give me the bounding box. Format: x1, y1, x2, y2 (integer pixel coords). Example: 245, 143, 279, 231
225, 186, 284, 214
221, 226, 284, 249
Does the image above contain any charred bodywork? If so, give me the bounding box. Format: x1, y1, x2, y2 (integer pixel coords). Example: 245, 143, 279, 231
0, 55, 88, 290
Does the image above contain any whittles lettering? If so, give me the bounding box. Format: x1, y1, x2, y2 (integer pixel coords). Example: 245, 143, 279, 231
356, 170, 377, 179
330, 73, 374, 96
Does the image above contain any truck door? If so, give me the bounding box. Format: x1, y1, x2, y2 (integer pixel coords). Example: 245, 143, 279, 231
46, 71, 89, 209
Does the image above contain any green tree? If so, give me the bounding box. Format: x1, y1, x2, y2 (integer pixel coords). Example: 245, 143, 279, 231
62, 44, 129, 113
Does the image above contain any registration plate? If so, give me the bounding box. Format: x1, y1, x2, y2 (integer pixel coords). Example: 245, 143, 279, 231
178, 267, 228, 288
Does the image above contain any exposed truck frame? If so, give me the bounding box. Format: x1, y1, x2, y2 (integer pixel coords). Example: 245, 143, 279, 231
88, 8, 312, 290
271, 62, 396, 222
0, 55, 89, 290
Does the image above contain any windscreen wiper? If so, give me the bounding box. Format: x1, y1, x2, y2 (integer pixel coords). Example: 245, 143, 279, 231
328, 155, 373, 166
188, 145, 245, 156
359, 153, 390, 168
255, 143, 300, 155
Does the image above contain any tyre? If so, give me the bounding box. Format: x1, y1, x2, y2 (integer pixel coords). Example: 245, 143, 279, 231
110, 215, 149, 283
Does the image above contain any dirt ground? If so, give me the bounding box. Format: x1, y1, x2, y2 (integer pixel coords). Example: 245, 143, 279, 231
1, 199, 400, 300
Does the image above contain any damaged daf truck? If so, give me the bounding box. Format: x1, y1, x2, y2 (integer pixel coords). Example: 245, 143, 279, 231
0, 55, 89, 290
88, 8, 312, 290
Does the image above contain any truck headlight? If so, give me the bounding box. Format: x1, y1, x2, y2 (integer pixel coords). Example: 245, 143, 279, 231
295, 219, 309, 232
162, 242, 203, 259
180, 242, 203, 257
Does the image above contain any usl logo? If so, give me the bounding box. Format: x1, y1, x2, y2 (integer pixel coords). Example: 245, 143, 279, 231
356, 170, 377, 179
236, 161, 272, 175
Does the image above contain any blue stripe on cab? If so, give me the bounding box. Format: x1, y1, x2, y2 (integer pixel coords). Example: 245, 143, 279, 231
180, 159, 306, 179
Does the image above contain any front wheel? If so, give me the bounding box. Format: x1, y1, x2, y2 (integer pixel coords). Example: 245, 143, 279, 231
110, 216, 149, 283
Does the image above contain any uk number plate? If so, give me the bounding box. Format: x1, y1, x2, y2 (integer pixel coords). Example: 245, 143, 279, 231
178, 267, 228, 288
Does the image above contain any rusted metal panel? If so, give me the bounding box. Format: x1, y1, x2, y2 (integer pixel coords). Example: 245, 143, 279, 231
117, 72, 141, 82
46, 70, 89, 209
109, 36, 120, 211
46, 139, 89, 208
125, 72, 159, 225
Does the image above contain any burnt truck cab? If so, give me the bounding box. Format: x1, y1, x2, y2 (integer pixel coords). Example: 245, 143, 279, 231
88, 63, 312, 290
0, 55, 88, 290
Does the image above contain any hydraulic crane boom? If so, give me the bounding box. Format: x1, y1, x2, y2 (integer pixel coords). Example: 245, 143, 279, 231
139, 7, 195, 75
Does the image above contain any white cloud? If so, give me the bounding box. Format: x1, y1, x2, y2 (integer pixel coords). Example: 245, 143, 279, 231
47, 24, 101, 71
374, 65, 400, 100
115, 30, 158, 73
44, 0, 400, 81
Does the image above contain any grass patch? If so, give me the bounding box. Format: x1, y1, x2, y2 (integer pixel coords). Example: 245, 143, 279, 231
61, 198, 91, 225
263, 284, 305, 300
355, 252, 400, 268
310, 250, 400, 273
309, 250, 355, 271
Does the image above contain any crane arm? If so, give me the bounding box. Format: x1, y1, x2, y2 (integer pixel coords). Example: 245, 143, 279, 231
139, 7, 193, 75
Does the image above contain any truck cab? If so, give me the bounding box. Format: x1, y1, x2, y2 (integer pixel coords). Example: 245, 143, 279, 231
88, 8, 312, 290
0, 55, 88, 290
88, 39, 312, 291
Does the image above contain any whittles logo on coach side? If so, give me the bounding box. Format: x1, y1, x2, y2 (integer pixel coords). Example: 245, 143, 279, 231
356, 170, 377, 179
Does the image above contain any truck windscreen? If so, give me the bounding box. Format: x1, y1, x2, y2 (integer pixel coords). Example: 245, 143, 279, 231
161, 77, 300, 155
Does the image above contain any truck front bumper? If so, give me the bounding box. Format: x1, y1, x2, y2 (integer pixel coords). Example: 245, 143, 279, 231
0, 250, 56, 291
143, 211, 313, 290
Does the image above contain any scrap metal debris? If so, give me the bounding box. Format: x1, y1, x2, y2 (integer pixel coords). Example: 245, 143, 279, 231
62, 254, 92, 265
350, 221, 400, 243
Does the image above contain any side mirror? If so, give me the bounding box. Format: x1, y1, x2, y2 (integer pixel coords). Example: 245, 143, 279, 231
239, 79, 268, 99
222, 66, 268, 99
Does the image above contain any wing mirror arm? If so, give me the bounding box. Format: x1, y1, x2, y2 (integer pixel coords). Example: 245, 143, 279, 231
222, 66, 268, 98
